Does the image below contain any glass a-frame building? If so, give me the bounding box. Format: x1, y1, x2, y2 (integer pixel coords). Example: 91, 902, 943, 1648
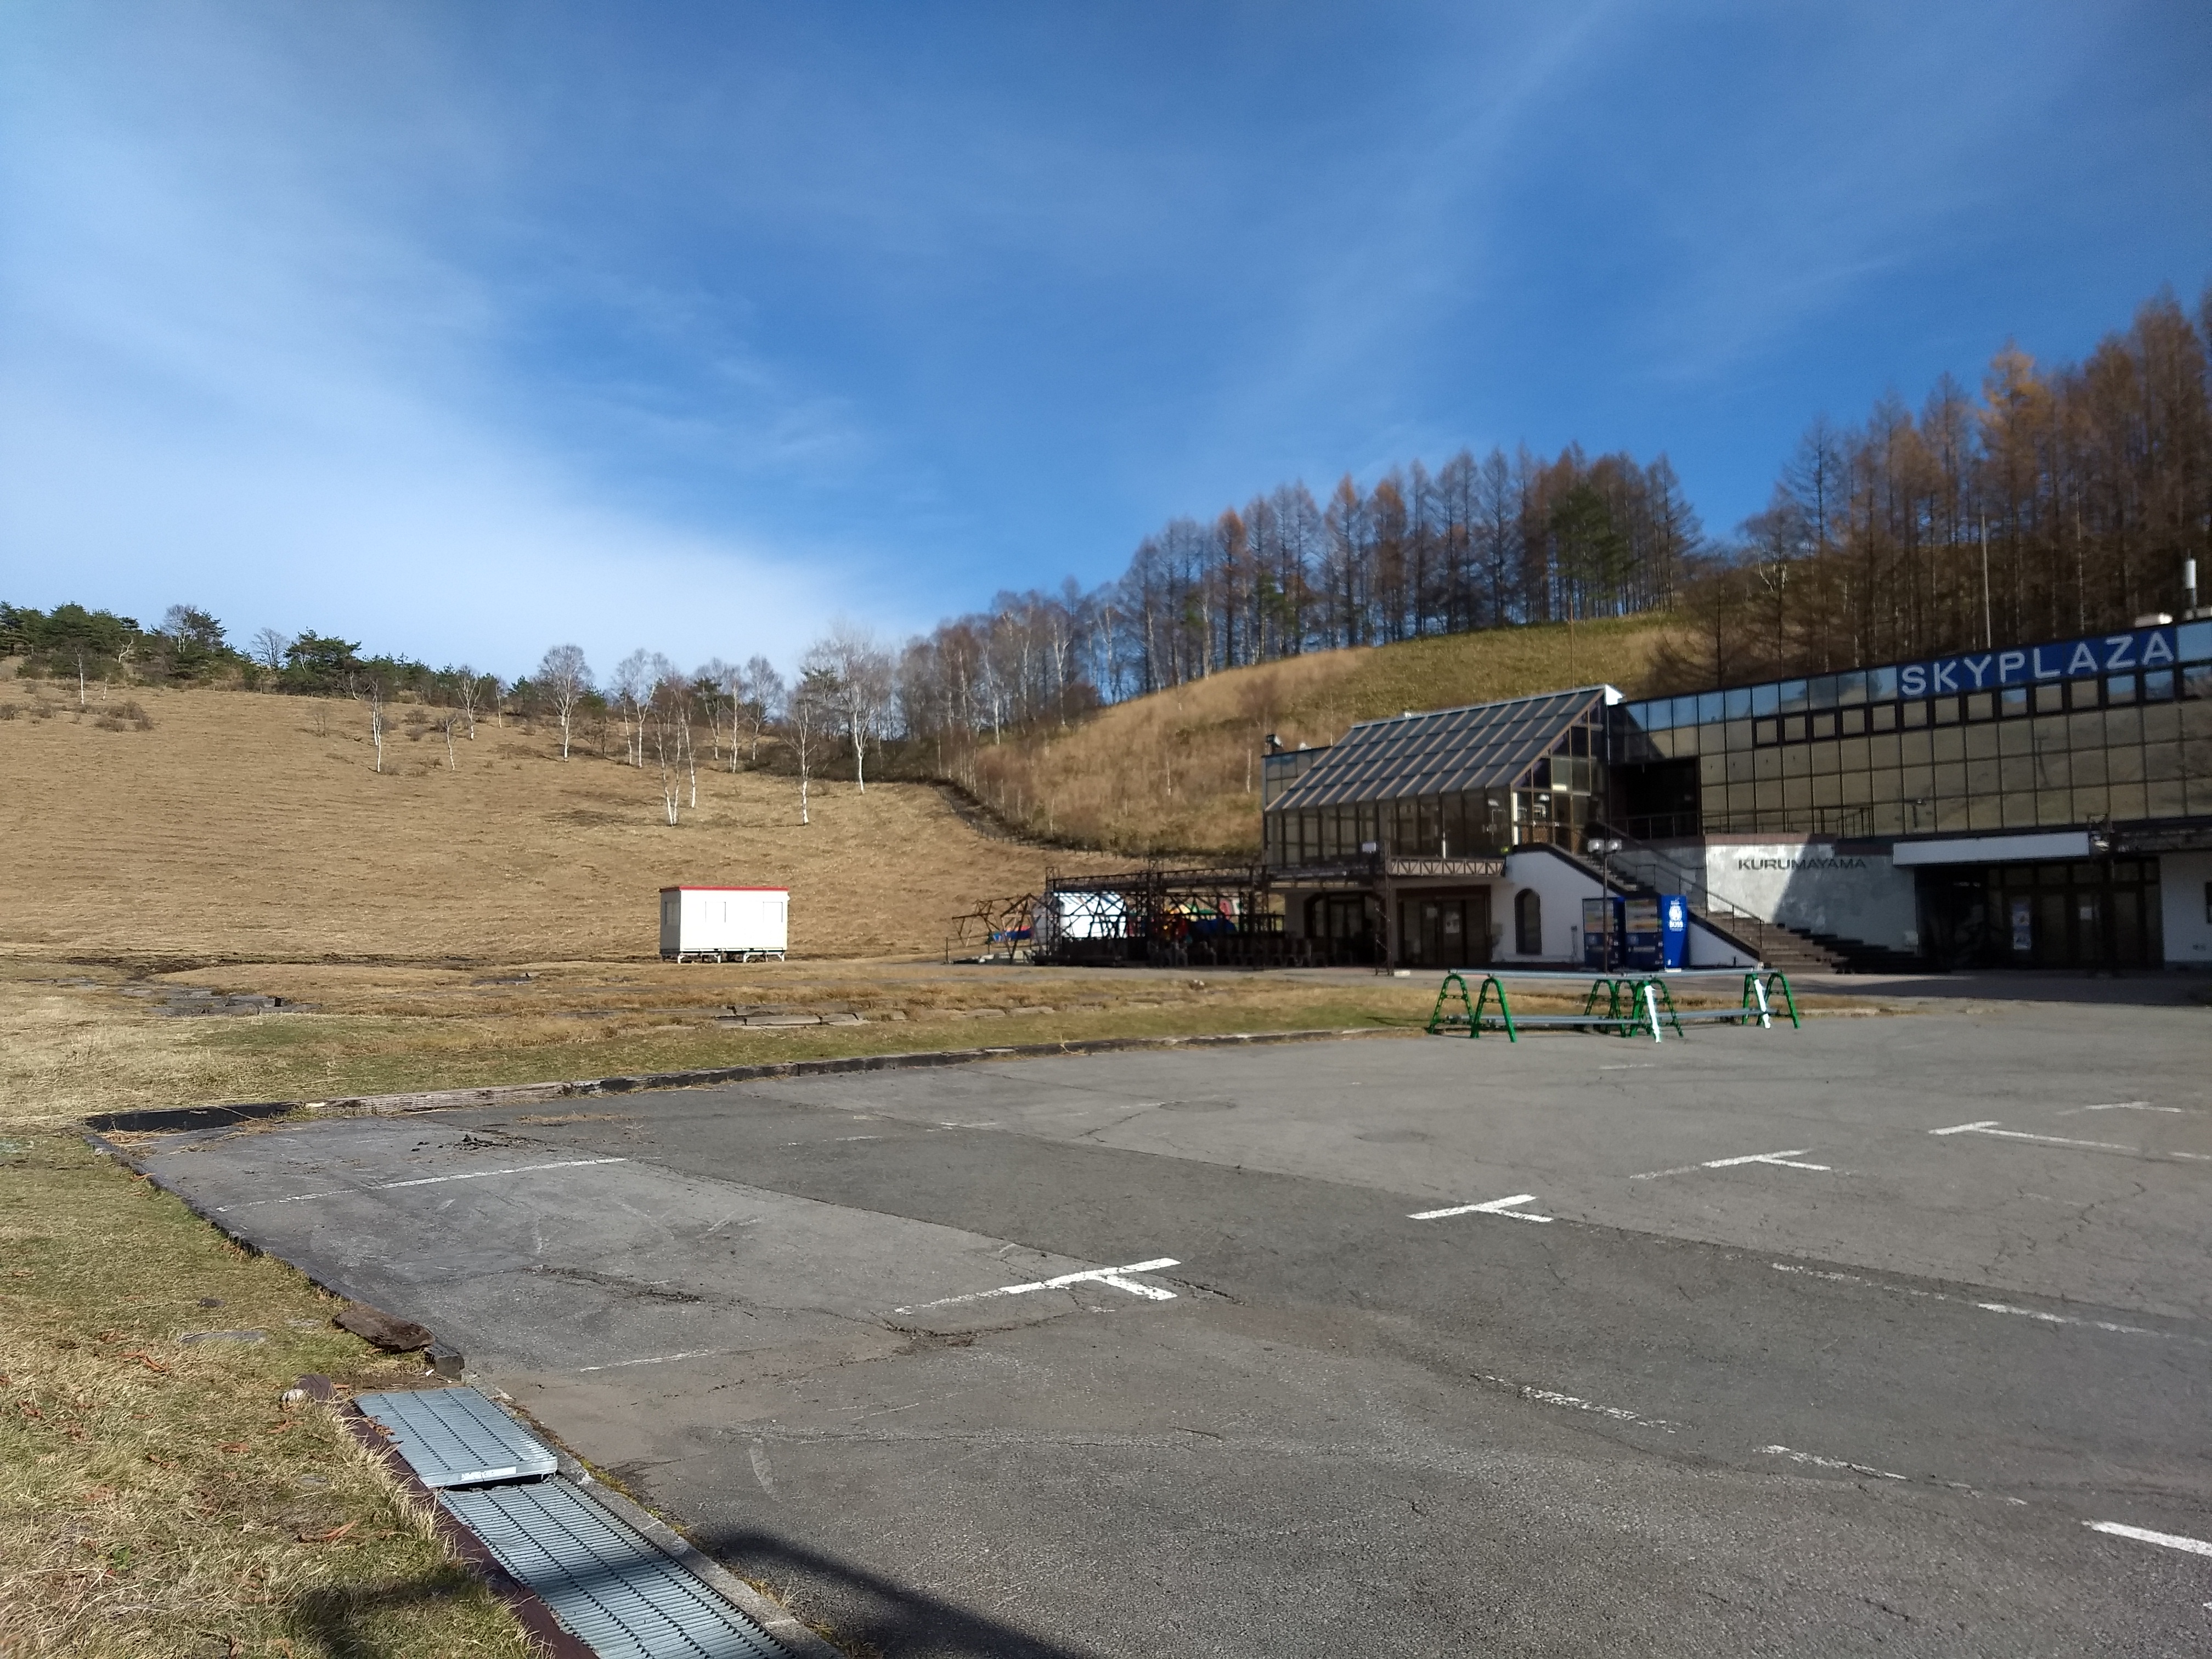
1262, 618, 2212, 971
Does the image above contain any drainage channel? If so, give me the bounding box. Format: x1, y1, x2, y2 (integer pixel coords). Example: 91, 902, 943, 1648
354, 1386, 792, 1658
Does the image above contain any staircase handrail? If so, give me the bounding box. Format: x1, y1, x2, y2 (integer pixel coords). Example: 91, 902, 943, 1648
1585, 820, 1784, 934
1582, 821, 1824, 971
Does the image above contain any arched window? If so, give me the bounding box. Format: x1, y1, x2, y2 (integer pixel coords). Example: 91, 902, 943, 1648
1515, 889, 1543, 957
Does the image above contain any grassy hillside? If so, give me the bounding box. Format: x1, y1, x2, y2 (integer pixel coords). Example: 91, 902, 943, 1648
0, 676, 1113, 964
961, 612, 1678, 855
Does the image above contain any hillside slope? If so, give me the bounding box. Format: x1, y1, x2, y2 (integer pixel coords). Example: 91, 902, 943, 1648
960, 612, 1677, 854
0, 680, 1108, 963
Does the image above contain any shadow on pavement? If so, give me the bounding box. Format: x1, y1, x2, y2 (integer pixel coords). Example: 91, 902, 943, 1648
1792, 969, 2210, 1008
702, 1527, 1105, 1659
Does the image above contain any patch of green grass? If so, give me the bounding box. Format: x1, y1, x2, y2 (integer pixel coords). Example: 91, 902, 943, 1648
0, 1131, 532, 1657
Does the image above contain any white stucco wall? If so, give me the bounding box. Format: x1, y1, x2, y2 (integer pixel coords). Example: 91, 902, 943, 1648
2162, 851, 2212, 968
1493, 848, 1601, 962
1496, 847, 1753, 967
1618, 841, 1917, 951
1709, 844, 1919, 950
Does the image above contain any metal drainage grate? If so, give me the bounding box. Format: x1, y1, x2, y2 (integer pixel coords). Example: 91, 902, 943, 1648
442, 1477, 787, 1659
353, 1386, 560, 1487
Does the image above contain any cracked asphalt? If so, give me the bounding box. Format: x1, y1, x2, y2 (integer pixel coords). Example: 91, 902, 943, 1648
136, 996, 2211, 1656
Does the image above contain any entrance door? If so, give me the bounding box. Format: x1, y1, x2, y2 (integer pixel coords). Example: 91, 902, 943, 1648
1974, 860, 2163, 968
1401, 890, 1491, 968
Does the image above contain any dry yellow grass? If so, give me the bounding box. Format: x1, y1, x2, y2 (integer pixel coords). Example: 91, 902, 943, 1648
0, 678, 1118, 964
0, 957, 1453, 1126
0, 637, 1731, 1658
0, 1130, 532, 1657
961, 612, 1679, 853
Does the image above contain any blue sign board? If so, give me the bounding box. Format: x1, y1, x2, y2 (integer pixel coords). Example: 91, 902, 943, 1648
1896, 625, 2176, 698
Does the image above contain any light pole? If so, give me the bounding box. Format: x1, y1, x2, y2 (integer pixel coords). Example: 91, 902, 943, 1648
1588, 834, 1623, 970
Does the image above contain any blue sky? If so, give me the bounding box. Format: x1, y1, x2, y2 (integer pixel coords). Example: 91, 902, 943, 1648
2, 3, 2208, 679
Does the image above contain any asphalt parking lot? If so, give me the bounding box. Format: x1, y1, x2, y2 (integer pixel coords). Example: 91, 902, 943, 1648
134, 995, 2212, 1656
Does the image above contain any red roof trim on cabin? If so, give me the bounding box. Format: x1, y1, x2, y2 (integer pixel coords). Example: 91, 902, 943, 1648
659, 886, 788, 893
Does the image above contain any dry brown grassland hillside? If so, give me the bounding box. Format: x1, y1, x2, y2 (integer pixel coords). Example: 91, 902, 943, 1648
0, 674, 1116, 965
962, 612, 1679, 854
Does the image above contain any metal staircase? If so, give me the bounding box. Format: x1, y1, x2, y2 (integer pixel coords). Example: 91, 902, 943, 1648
1564, 826, 1922, 974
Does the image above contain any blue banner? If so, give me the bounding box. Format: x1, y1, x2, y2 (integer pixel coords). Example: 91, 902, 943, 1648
1896, 625, 2177, 698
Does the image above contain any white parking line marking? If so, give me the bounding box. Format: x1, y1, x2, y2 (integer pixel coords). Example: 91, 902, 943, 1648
2075, 1101, 2179, 1113
1760, 1444, 1906, 1480
1928, 1122, 2210, 1161
219, 1158, 629, 1211
1476, 1374, 1675, 1430
2085, 1521, 2212, 1558
1410, 1194, 1553, 1222
1630, 1149, 1830, 1180
1770, 1263, 2210, 1343
894, 1257, 1181, 1314
576, 1348, 729, 1373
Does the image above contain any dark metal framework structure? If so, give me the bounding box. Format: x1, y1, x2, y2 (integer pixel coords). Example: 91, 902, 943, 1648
1033, 864, 1301, 968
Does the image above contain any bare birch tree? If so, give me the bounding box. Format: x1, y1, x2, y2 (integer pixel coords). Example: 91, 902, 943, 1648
693, 658, 734, 764
802, 624, 894, 792
647, 679, 689, 825
450, 667, 488, 738
535, 644, 590, 759
734, 656, 783, 769
612, 650, 653, 766
353, 674, 388, 772
788, 667, 834, 825
249, 628, 292, 673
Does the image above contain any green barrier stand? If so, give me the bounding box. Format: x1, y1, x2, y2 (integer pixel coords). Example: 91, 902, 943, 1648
1740, 972, 1769, 1028
1580, 975, 1618, 1025
1427, 971, 1476, 1037
1473, 974, 1517, 1041
1583, 975, 1644, 1037
1736, 969, 1802, 1030
1638, 977, 1686, 1039
1765, 969, 1800, 1028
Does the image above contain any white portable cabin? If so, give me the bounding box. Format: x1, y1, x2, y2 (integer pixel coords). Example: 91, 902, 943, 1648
659, 886, 788, 962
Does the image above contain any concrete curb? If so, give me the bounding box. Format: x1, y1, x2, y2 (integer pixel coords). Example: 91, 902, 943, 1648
83, 1025, 1406, 1135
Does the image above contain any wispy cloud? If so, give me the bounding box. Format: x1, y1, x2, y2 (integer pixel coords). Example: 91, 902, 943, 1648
0, 7, 859, 674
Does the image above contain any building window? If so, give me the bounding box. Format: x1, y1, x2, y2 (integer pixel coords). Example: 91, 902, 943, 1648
1515, 889, 1542, 956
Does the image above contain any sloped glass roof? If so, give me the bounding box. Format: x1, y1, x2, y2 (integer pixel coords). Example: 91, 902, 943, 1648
1268, 686, 1612, 809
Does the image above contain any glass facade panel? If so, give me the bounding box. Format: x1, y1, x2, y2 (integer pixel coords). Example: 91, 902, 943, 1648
1274, 622, 2206, 855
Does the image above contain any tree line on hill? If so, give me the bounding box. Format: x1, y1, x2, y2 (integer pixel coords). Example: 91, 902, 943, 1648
0, 597, 899, 826
895, 448, 1698, 752
8, 279, 2205, 812
898, 279, 2212, 750
1652, 287, 2212, 690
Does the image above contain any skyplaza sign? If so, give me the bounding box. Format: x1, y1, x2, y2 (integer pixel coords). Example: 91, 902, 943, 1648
1895, 624, 2177, 697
